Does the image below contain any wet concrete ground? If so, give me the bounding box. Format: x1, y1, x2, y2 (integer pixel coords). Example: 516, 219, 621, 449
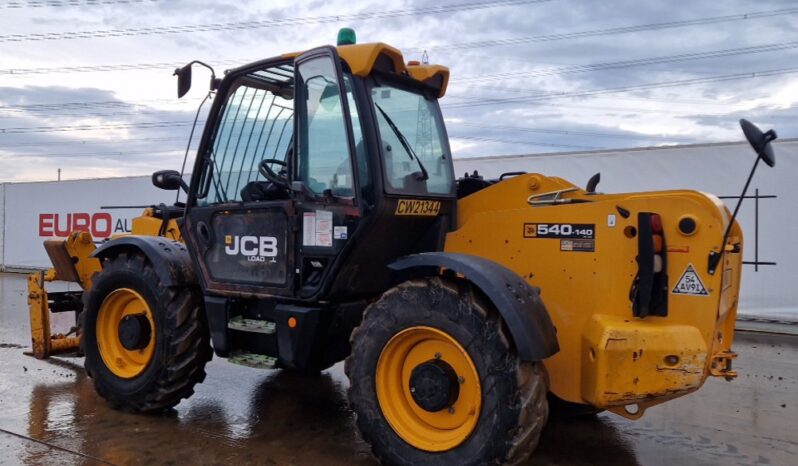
0, 272, 796, 466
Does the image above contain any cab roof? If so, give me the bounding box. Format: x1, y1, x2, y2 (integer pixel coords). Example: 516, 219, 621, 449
282, 42, 449, 97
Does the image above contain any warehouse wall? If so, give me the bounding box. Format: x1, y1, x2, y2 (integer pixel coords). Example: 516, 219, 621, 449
0, 139, 794, 319
0, 176, 160, 269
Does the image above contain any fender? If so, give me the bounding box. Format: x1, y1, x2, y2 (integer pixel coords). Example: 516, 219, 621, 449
91, 236, 197, 287
389, 252, 559, 361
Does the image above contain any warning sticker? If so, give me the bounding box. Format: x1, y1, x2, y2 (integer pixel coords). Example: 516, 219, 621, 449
333, 226, 348, 240
302, 212, 316, 247
672, 264, 709, 296
302, 210, 333, 247
315, 210, 333, 247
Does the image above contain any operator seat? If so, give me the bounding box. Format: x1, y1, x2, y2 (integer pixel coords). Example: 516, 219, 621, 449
240, 179, 289, 202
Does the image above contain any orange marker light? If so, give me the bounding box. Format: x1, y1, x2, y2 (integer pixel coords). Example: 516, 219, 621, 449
288, 317, 298, 329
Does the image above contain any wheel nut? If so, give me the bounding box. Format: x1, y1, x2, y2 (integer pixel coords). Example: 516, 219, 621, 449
447, 407, 455, 414
434, 352, 442, 359
457, 376, 465, 384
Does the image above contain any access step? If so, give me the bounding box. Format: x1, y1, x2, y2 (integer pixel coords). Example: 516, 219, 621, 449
228, 352, 278, 369
227, 316, 276, 334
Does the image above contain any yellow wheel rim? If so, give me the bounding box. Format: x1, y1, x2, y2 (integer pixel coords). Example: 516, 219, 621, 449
96, 288, 155, 379
376, 326, 482, 452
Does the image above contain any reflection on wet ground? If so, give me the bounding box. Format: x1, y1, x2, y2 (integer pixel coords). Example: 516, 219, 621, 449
1, 272, 796, 465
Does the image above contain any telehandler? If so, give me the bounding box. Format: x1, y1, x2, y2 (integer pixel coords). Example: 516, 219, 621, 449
27, 28, 777, 465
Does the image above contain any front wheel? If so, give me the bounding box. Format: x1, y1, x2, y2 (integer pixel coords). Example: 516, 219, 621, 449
345, 277, 548, 465
82, 252, 212, 412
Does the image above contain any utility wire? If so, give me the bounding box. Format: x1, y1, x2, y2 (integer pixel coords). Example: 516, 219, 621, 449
0, 135, 186, 147
3, 65, 795, 134
0, 0, 553, 43
0, 0, 158, 8
455, 122, 695, 142
406, 7, 798, 54
444, 67, 798, 109
0, 120, 204, 134
451, 135, 602, 150
2, 6, 797, 76
456, 41, 798, 83
0, 97, 202, 113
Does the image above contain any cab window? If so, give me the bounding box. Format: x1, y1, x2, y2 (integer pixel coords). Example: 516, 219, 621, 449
296, 56, 354, 197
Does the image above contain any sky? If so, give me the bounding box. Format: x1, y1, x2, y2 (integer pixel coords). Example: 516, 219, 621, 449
0, 0, 796, 182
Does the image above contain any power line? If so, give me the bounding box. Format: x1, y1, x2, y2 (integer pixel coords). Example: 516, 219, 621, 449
444, 66, 798, 109
1, 59, 243, 76
3, 6, 797, 77
407, 7, 798, 54
0, 97, 201, 113
3, 66, 795, 134
0, 135, 186, 147
450, 134, 602, 150
0, 0, 553, 43
0, 149, 184, 159
456, 41, 798, 83
0, 0, 158, 8
0, 120, 203, 134
455, 122, 695, 142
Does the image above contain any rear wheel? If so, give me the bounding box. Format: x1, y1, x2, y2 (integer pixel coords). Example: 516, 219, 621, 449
82, 252, 212, 412
346, 277, 548, 465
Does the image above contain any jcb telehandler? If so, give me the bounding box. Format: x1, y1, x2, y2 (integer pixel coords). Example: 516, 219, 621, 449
27, 28, 777, 465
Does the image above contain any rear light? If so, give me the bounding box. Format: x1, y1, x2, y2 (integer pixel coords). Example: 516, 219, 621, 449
652, 234, 664, 254
650, 214, 663, 233
631, 212, 668, 318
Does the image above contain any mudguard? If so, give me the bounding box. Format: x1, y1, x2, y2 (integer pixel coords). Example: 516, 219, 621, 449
91, 236, 197, 287
389, 252, 559, 361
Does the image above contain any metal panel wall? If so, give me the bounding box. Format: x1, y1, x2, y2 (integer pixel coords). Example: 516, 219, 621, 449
454, 139, 798, 320
0, 183, 5, 270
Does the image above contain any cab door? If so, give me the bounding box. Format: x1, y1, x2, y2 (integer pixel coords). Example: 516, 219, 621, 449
183, 63, 296, 297
291, 47, 363, 299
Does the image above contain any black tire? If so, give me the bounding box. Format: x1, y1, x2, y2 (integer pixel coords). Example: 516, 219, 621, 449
345, 277, 548, 466
82, 252, 212, 413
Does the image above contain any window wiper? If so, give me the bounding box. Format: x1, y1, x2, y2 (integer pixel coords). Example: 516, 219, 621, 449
374, 103, 429, 181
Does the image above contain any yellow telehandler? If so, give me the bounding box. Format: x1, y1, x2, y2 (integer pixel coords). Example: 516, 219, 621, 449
27, 28, 777, 465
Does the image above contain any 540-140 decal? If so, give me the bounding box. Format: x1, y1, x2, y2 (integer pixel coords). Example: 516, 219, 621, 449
524, 223, 596, 252
524, 223, 595, 239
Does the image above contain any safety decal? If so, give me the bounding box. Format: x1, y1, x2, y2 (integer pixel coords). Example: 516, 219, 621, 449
395, 199, 441, 216
334, 226, 348, 240
302, 210, 333, 247
672, 264, 709, 296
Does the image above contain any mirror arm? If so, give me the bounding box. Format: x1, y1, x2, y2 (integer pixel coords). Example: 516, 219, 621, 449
708, 156, 760, 275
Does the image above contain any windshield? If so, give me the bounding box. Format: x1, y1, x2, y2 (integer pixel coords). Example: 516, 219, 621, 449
371, 82, 453, 195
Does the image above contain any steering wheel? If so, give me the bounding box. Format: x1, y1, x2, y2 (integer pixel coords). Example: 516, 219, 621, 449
258, 158, 288, 187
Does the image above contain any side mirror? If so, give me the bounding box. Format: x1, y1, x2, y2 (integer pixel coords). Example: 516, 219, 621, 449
174, 64, 192, 99
740, 119, 777, 167
152, 170, 188, 192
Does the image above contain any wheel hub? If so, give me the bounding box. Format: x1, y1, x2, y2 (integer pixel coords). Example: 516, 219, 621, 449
375, 326, 482, 452
118, 313, 152, 351
96, 288, 156, 379
409, 359, 460, 412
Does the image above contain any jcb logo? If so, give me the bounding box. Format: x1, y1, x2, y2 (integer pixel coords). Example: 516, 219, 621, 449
224, 235, 278, 263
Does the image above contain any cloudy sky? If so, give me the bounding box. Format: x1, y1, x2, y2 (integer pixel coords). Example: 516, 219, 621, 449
0, 0, 796, 182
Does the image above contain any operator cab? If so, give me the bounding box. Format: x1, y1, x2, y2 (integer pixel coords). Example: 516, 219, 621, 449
176, 37, 455, 302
